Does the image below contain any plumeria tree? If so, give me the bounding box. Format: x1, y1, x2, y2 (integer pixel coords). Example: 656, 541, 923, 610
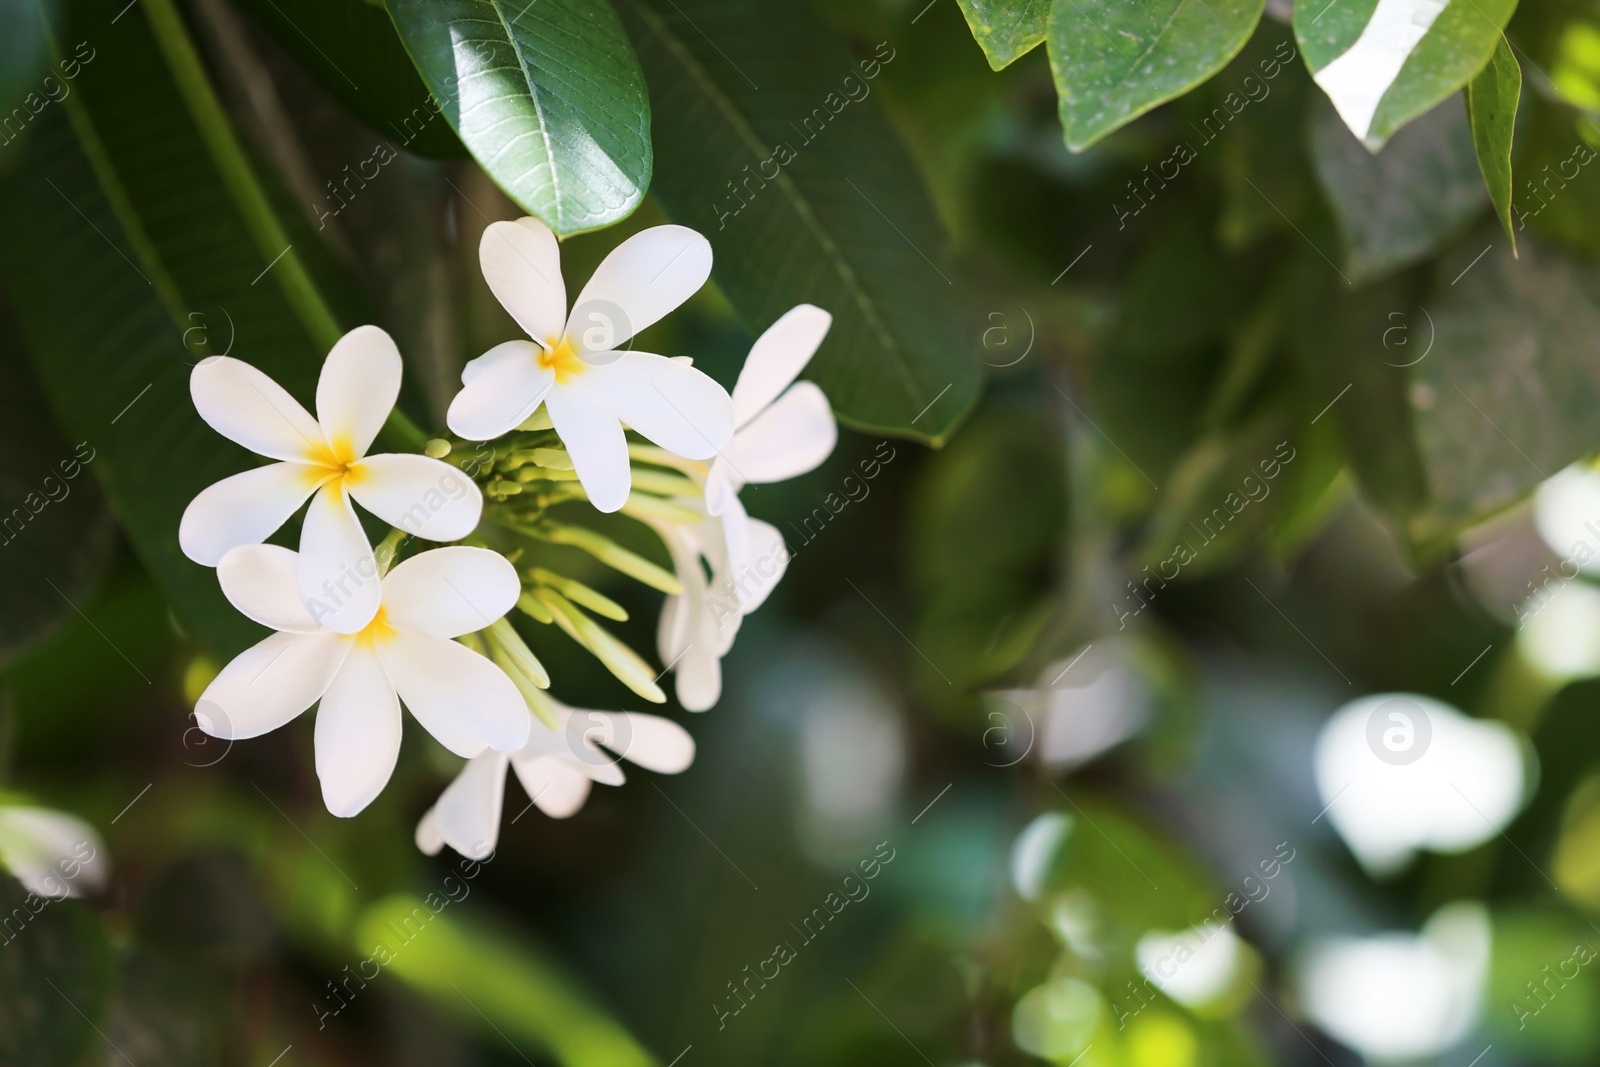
9, 0, 1600, 1064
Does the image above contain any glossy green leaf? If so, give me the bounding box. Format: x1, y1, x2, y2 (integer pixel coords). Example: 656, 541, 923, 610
621, 0, 979, 444
1467, 33, 1522, 248
1046, 0, 1265, 152
386, 0, 651, 235
1412, 230, 1600, 534
1295, 0, 1517, 151
0, 873, 114, 1067
0, 0, 376, 657
0, 312, 116, 665
955, 0, 1049, 70
1309, 93, 1486, 283
230, 0, 465, 159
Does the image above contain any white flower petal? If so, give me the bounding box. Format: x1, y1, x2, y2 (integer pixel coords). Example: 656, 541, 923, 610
657, 591, 689, 664
676, 644, 722, 712
191, 356, 327, 463
414, 808, 445, 855
546, 706, 629, 785
726, 381, 836, 485
480, 217, 567, 343
733, 517, 790, 615
298, 484, 381, 635
316, 325, 402, 461
197, 630, 350, 739
586, 351, 734, 460
703, 457, 741, 516
731, 304, 832, 428
654, 523, 701, 663
382, 546, 520, 639
380, 631, 530, 756
509, 754, 593, 818
567, 224, 711, 353
216, 544, 320, 633
179, 462, 322, 566
712, 499, 749, 603
546, 381, 630, 513
604, 711, 695, 774
429, 751, 510, 860
0, 807, 108, 899
347, 454, 483, 542
313, 644, 401, 817
461, 337, 530, 385
446, 341, 554, 441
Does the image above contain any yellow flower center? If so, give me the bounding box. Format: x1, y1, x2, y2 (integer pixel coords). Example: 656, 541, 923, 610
538, 336, 585, 384
303, 435, 366, 489
355, 604, 396, 647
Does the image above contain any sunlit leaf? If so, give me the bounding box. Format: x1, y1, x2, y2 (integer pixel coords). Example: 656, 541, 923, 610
955, 0, 1049, 70
1295, 0, 1517, 150
387, 0, 651, 235
1047, 0, 1265, 152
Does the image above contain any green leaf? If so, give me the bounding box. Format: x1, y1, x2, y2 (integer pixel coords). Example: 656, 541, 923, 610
357, 894, 654, 1067
0, 312, 116, 665
0, 873, 114, 1067
1135, 407, 1299, 580
386, 0, 651, 235
1290, 257, 1429, 517
1092, 213, 1239, 481
230, 0, 466, 160
1046, 0, 1265, 152
1411, 230, 1600, 535
1467, 33, 1522, 248
620, 0, 979, 444
908, 406, 1066, 594
954, 0, 1049, 70
0, 1, 378, 657
1295, 0, 1517, 151
1309, 94, 1487, 283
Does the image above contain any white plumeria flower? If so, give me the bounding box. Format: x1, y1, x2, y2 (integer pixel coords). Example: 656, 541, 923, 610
645, 307, 837, 710
197, 544, 531, 817
706, 304, 835, 617
414, 700, 695, 860
181, 326, 482, 634
704, 303, 838, 520
651, 503, 790, 711
445, 216, 735, 513
654, 512, 741, 712
0, 805, 108, 899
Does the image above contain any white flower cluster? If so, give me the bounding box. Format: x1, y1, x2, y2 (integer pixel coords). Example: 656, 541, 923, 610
180, 217, 837, 857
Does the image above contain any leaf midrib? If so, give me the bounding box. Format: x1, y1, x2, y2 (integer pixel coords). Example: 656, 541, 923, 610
629, 0, 928, 411
486, 0, 566, 229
